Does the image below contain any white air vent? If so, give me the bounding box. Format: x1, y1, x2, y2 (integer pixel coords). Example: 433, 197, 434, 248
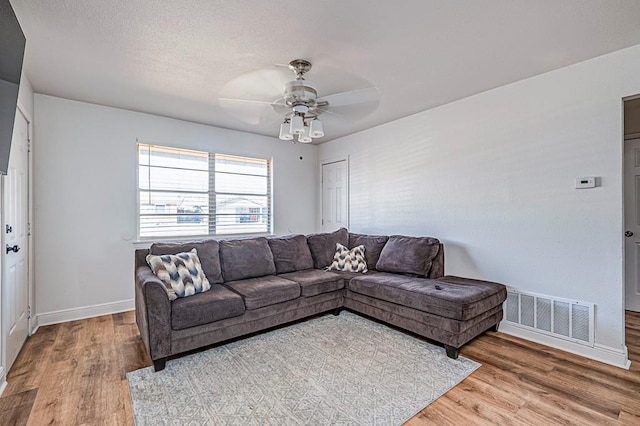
504, 289, 594, 346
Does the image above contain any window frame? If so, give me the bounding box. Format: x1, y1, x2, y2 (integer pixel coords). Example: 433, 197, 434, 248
136, 142, 273, 241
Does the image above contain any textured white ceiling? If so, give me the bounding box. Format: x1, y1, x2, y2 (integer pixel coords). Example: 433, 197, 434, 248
10, 0, 640, 142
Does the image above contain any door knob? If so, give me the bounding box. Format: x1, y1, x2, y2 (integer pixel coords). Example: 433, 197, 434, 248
625, 231, 634, 237
5, 244, 19, 254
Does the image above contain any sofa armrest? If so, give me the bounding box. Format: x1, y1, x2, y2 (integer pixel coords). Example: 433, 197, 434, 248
135, 265, 172, 361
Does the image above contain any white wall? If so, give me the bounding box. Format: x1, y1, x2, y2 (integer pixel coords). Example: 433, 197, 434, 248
33, 95, 318, 322
319, 44, 640, 366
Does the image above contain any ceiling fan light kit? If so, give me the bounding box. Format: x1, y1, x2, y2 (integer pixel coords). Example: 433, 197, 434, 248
278, 119, 294, 140
290, 113, 305, 135
283, 114, 323, 143
310, 119, 324, 138
298, 125, 313, 143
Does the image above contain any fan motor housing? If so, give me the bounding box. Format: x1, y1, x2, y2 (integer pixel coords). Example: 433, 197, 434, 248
284, 80, 317, 107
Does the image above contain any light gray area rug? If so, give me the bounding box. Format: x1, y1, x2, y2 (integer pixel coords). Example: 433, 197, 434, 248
127, 312, 480, 425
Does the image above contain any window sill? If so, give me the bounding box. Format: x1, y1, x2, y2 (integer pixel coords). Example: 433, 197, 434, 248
133, 232, 275, 247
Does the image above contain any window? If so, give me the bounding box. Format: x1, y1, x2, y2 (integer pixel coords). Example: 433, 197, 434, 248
137, 143, 272, 239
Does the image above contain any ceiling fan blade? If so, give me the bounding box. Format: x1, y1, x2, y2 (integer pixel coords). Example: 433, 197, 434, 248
219, 97, 289, 112
219, 69, 289, 103
319, 87, 379, 108
270, 97, 290, 115
218, 97, 292, 127
218, 98, 283, 126
315, 100, 380, 122
314, 107, 342, 117
218, 98, 275, 106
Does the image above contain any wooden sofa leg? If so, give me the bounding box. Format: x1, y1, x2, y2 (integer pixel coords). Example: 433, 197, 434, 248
331, 308, 343, 316
444, 345, 460, 359
153, 357, 167, 372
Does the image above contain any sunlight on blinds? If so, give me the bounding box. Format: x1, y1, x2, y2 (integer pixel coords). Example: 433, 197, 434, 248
138, 144, 271, 239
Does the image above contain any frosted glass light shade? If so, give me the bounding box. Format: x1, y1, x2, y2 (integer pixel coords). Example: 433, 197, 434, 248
310, 119, 324, 138
279, 122, 293, 140
298, 126, 313, 143
290, 115, 304, 134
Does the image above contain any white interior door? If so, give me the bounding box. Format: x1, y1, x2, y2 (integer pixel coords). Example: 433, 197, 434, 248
625, 137, 640, 312
322, 160, 348, 232
3, 110, 29, 370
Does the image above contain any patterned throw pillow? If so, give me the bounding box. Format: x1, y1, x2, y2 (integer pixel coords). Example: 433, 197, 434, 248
146, 248, 211, 300
326, 243, 368, 273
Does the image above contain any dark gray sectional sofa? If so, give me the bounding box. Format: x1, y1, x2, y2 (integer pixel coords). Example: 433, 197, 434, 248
134, 228, 506, 371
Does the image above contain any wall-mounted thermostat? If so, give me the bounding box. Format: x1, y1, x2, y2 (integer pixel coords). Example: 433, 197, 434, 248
575, 177, 596, 189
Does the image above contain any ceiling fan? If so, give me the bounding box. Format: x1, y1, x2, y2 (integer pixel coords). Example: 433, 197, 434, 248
218, 59, 378, 143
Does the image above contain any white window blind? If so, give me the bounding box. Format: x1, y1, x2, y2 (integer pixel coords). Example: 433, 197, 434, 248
138, 143, 272, 239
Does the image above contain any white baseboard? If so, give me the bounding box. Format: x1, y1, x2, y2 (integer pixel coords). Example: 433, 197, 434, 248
500, 322, 631, 370
29, 315, 39, 336
36, 299, 135, 327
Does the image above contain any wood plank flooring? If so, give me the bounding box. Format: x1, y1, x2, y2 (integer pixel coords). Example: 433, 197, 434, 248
1, 310, 639, 425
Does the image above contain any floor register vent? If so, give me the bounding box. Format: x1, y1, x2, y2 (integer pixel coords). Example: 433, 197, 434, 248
504, 289, 594, 347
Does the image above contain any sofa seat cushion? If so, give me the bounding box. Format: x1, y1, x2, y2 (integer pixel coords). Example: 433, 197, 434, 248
171, 284, 245, 330
225, 276, 301, 310
329, 270, 380, 283
278, 269, 344, 297
348, 273, 506, 321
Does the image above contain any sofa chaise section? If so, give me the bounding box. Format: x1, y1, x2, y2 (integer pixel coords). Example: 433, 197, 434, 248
344, 273, 506, 358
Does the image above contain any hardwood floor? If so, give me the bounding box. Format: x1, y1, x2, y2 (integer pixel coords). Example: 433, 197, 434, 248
1, 311, 639, 425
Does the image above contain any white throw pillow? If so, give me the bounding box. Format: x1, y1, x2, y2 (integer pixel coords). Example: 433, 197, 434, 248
327, 243, 368, 273
146, 248, 211, 300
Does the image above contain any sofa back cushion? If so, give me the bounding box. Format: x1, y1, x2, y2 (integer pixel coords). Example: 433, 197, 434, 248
428, 244, 445, 279
150, 240, 223, 284
376, 235, 440, 277
267, 234, 314, 274
348, 233, 389, 271
219, 237, 276, 282
306, 228, 349, 269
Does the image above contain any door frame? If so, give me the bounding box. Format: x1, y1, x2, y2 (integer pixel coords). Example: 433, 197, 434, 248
623, 94, 640, 313
0, 101, 34, 376
319, 156, 349, 231
20, 102, 35, 336
622, 94, 640, 360
16, 101, 34, 335
622, 135, 639, 313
